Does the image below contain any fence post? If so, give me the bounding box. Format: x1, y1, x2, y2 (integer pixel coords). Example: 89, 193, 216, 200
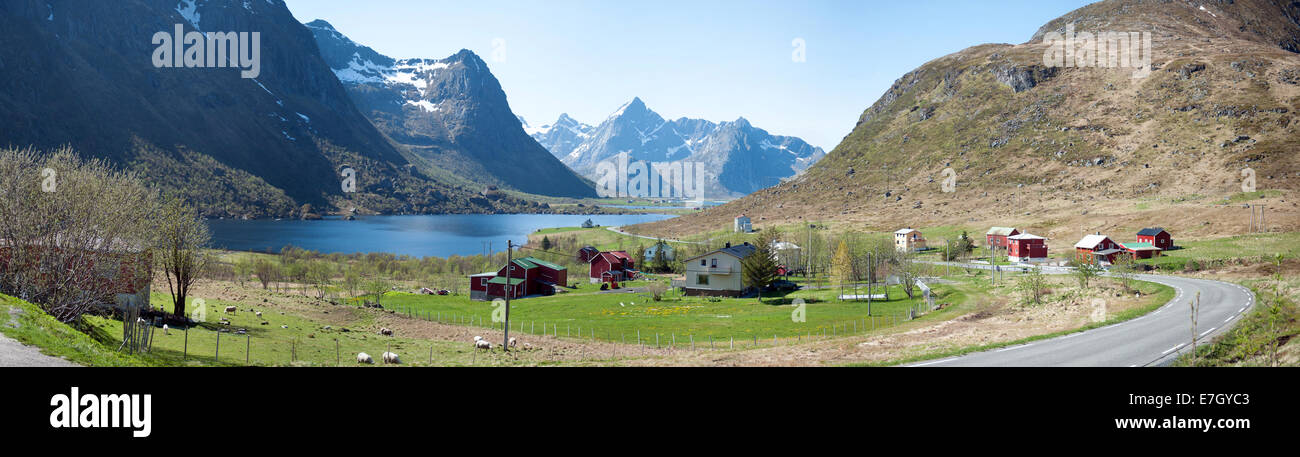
183, 326, 189, 360
336, 339, 340, 366
215, 330, 220, 362
246, 335, 250, 366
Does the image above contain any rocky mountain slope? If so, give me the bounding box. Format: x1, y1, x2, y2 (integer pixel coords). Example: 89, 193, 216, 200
307, 20, 596, 198
0, 0, 552, 218
635, 0, 1300, 242
534, 98, 825, 197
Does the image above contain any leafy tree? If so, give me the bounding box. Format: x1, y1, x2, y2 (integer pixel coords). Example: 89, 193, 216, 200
1111, 256, 1139, 292
253, 259, 278, 290
830, 239, 853, 284
156, 195, 211, 317
541, 236, 552, 251
1068, 258, 1102, 288
1016, 265, 1048, 305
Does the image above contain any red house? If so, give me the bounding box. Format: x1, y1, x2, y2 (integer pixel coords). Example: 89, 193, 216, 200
1136, 228, 1173, 250
587, 250, 636, 284
986, 227, 1021, 249
1074, 234, 1123, 265
467, 256, 567, 301
576, 246, 600, 263
1007, 233, 1048, 262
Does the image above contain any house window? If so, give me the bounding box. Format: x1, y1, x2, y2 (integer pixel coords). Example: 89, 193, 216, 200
697, 274, 709, 285
480, 278, 487, 287
700, 259, 706, 266
711, 258, 717, 268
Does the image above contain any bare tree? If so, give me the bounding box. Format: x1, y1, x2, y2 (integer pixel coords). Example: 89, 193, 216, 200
156, 195, 211, 317
0, 147, 157, 323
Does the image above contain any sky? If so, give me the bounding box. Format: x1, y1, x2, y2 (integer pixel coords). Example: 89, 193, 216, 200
283, 0, 1095, 151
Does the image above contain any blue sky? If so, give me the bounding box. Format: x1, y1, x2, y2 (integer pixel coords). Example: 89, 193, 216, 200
284, 0, 1094, 150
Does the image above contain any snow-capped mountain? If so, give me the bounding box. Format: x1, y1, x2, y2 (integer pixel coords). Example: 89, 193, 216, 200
308, 20, 596, 198
522, 114, 594, 159
540, 98, 825, 197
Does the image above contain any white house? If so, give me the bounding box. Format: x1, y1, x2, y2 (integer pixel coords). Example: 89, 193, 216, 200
681, 242, 757, 297
734, 215, 752, 233
770, 241, 801, 268
894, 228, 927, 253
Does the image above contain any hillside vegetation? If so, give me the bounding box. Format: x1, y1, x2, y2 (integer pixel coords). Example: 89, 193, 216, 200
634, 0, 1300, 242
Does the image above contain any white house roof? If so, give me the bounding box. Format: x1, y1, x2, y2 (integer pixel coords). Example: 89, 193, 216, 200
1074, 234, 1109, 249
770, 241, 801, 250
895, 228, 919, 235
1008, 233, 1045, 240
986, 227, 1018, 236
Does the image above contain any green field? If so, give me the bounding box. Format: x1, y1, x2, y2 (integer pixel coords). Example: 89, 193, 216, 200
1137, 232, 1300, 270
378, 279, 975, 346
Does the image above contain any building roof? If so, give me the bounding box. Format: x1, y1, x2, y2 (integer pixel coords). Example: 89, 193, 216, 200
1074, 234, 1110, 249
510, 258, 538, 270
683, 243, 758, 262
770, 241, 801, 250
487, 276, 525, 285
607, 250, 632, 261
469, 272, 497, 278
1120, 242, 1163, 251
1008, 233, 1045, 240
986, 227, 1019, 236
1137, 227, 1168, 237
1092, 248, 1123, 255
519, 256, 565, 271
895, 228, 920, 235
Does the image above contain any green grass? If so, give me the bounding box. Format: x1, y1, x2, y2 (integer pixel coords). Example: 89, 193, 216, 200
850, 279, 1177, 366
1224, 189, 1283, 204
1177, 278, 1299, 367
380, 281, 975, 346
0, 295, 149, 366
1137, 232, 1300, 271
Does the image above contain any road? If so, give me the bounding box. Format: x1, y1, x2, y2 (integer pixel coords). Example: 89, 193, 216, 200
909, 262, 1255, 367
0, 333, 78, 367
605, 226, 703, 244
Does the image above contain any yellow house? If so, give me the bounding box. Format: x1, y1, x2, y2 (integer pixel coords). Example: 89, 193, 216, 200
894, 228, 926, 253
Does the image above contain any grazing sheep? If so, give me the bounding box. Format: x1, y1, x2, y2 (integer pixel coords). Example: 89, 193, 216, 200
382, 352, 401, 364
255, 311, 263, 318
508, 337, 517, 348
522, 343, 533, 350
162, 324, 170, 335
379, 327, 393, 336
474, 340, 492, 350
281, 325, 288, 329
224, 306, 237, 313
473, 335, 483, 342
356, 352, 374, 364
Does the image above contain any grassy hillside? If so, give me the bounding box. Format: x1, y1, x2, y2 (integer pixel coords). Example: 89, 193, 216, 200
0, 295, 146, 366
632, 0, 1300, 242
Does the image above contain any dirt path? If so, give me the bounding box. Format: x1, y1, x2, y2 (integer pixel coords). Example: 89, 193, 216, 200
0, 333, 78, 367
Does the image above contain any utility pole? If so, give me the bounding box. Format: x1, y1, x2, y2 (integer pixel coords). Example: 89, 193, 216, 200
1248, 204, 1254, 234
503, 240, 512, 351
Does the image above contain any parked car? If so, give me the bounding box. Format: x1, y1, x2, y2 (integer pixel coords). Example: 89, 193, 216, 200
766, 280, 799, 292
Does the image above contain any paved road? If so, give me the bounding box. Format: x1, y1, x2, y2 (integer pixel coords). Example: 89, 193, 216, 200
605, 226, 703, 244
909, 263, 1255, 367
0, 333, 78, 367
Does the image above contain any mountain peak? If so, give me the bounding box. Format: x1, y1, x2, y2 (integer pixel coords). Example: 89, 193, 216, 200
304, 19, 336, 31
611, 97, 652, 119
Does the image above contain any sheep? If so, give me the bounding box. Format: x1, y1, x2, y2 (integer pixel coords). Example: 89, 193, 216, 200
255, 311, 263, 318
475, 340, 492, 350
224, 306, 237, 313
522, 342, 533, 350
473, 335, 483, 342
382, 352, 401, 364
356, 352, 374, 364
508, 337, 518, 348
379, 327, 393, 336
162, 324, 170, 335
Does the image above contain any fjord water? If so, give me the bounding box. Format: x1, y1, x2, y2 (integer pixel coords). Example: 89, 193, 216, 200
207, 213, 676, 258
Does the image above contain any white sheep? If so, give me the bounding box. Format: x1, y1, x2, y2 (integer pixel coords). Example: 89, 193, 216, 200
522, 342, 533, 350
508, 337, 518, 348
255, 311, 262, 318
162, 324, 170, 335
473, 335, 483, 342
475, 340, 492, 350
356, 352, 374, 364
379, 327, 393, 336
382, 352, 401, 364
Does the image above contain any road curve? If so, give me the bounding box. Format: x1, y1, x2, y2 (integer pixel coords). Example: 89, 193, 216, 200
909, 266, 1255, 367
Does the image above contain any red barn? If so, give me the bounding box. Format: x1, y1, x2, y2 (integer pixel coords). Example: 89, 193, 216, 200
1119, 242, 1163, 259
986, 227, 1021, 249
468, 256, 567, 301
588, 250, 636, 284
1136, 228, 1173, 250
576, 246, 600, 263
1074, 234, 1123, 265
1007, 233, 1048, 262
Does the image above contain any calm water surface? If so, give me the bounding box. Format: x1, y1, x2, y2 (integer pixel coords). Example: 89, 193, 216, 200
207, 213, 675, 258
